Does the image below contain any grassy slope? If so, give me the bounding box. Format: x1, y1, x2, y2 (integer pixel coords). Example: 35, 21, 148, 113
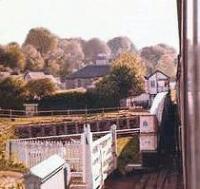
117, 136, 140, 174
0, 120, 27, 173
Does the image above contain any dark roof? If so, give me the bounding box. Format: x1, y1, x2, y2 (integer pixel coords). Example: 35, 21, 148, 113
145, 70, 170, 79
67, 64, 111, 79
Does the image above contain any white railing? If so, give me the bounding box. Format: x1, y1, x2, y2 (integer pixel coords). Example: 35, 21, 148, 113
6, 124, 117, 189
7, 138, 82, 171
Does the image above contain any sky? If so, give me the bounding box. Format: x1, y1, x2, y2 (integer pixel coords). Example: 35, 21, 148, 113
0, 0, 179, 50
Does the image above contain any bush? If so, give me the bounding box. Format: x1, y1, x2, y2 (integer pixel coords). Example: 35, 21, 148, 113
39, 90, 119, 110
0, 158, 27, 173
0, 77, 26, 109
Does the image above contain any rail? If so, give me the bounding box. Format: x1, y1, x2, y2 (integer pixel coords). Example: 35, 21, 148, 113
9, 128, 140, 142
0, 107, 134, 118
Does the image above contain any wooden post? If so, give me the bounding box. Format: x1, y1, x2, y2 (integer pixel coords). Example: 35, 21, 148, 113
116, 117, 120, 129
41, 127, 45, 136
81, 131, 86, 183
126, 118, 130, 129
5, 141, 11, 160
10, 109, 12, 119
64, 124, 68, 134
96, 121, 100, 132
24, 141, 29, 167
75, 122, 79, 134
52, 125, 57, 135
28, 127, 32, 138
111, 125, 117, 169
82, 124, 94, 189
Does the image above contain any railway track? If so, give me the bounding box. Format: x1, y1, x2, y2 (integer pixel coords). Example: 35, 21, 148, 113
104, 168, 183, 189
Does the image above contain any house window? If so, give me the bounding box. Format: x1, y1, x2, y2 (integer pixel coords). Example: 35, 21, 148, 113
143, 121, 148, 127
164, 81, 168, 87
151, 80, 155, 87
29, 183, 37, 189
77, 79, 81, 87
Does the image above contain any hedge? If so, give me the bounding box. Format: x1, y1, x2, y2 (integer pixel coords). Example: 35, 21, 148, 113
39, 91, 119, 110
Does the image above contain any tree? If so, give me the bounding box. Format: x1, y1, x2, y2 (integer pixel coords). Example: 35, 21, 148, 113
26, 78, 56, 100
83, 38, 111, 62
96, 52, 146, 101
0, 44, 26, 71
112, 52, 146, 93
107, 36, 137, 57
0, 77, 27, 109
140, 43, 177, 75
155, 54, 177, 79
58, 40, 84, 72
24, 27, 58, 55
59, 60, 70, 79
44, 60, 61, 76
22, 44, 45, 71
109, 65, 137, 98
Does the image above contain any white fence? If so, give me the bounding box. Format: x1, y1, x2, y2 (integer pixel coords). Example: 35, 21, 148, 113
7, 139, 82, 171
6, 124, 117, 189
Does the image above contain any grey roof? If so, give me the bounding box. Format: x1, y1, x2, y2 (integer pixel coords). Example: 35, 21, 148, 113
145, 70, 170, 79
67, 64, 111, 79
25, 72, 59, 83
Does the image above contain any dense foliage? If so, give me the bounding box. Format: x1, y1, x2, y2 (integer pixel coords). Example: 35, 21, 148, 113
140, 43, 177, 77
24, 27, 58, 55
26, 78, 56, 100
96, 52, 145, 101
39, 90, 119, 110
0, 27, 177, 109
107, 36, 137, 57
0, 77, 56, 109
0, 43, 25, 71
0, 27, 177, 79
83, 38, 111, 61
0, 77, 26, 109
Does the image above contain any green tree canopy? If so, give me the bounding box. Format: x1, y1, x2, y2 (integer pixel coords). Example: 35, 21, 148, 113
0, 77, 27, 109
22, 44, 45, 71
24, 27, 58, 55
0, 44, 25, 71
26, 78, 56, 100
96, 52, 145, 101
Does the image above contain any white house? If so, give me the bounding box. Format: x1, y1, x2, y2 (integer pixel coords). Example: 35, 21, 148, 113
145, 70, 170, 96
24, 154, 70, 189
120, 70, 170, 108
